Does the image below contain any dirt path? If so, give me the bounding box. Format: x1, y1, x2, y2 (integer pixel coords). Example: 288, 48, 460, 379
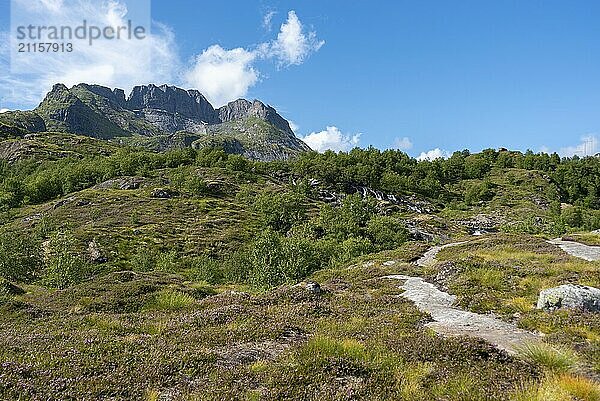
383, 274, 540, 353
548, 238, 600, 262
416, 241, 470, 267
384, 240, 540, 353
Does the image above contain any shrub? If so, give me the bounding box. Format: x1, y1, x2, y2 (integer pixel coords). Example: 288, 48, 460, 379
246, 230, 322, 288
0, 232, 43, 282
253, 191, 307, 233
25, 171, 63, 204
222, 250, 250, 283
366, 215, 409, 250
186, 255, 223, 284
184, 175, 209, 196
0, 177, 24, 210
319, 194, 376, 240
43, 231, 90, 289
464, 180, 495, 205
332, 237, 374, 266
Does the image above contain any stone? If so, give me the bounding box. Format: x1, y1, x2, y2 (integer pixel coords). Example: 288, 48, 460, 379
537, 284, 600, 312
151, 188, 174, 199
126, 84, 220, 124
305, 281, 322, 294
5, 83, 313, 161
0, 279, 25, 296
88, 240, 107, 264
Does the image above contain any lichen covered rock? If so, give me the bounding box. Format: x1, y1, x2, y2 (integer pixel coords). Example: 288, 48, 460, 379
537, 284, 600, 312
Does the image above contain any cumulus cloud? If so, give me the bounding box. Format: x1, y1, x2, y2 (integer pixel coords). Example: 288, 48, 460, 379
1, 0, 178, 107
300, 126, 361, 153
417, 148, 451, 161
186, 10, 323, 105
185, 45, 259, 107
262, 10, 277, 31
265, 11, 325, 66
558, 135, 598, 157
0, 108, 10, 113
393, 137, 413, 151
1, 3, 323, 109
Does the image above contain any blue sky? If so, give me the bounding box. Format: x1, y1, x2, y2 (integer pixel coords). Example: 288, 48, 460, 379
1, 0, 599, 158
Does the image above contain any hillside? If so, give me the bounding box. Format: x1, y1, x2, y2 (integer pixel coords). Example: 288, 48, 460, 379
0, 84, 310, 161
0, 129, 599, 399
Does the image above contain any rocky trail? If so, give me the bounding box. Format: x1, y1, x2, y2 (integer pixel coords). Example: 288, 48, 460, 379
384, 241, 540, 354
548, 238, 600, 262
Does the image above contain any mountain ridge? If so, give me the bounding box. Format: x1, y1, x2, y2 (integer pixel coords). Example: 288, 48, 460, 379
0, 83, 310, 161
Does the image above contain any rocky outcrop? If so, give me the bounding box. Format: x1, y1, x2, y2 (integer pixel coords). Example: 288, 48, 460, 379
384, 273, 540, 353
0, 83, 311, 161
537, 284, 600, 312
218, 99, 295, 136
548, 238, 600, 261
126, 84, 220, 124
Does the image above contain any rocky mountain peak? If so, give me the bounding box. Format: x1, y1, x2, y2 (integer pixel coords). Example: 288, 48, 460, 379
218, 98, 294, 136
1, 83, 310, 160
125, 84, 219, 123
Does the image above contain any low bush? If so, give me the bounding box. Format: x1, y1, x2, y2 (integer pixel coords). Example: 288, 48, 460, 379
0, 232, 43, 283
43, 231, 91, 289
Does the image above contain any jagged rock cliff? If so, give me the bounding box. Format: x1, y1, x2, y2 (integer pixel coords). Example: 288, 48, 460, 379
0, 83, 311, 161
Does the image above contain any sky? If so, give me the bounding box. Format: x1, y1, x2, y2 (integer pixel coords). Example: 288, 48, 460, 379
0, 0, 599, 159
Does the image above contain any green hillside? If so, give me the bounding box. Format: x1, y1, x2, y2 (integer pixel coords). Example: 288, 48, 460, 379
0, 135, 599, 400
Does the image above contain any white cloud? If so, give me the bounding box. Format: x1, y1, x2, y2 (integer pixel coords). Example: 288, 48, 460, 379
15, 0, 64, 13
417, 148, 451, 161
393, 137, 413, 151
185, 45, 259, 107
262, 10, 277, 31
300, 126, 361, 153
289, 120, 299, 133
558, 135, 598, 157
182, 10, 324, 106
0, 108, 10, 113
1, 5, 323, 109
265, 11, 325, 66
1, 1, 179, 107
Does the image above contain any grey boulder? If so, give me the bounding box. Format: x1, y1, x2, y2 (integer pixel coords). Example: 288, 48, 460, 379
537, 284, 600, 312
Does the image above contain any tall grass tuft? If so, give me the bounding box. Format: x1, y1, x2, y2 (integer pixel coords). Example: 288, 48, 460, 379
517, 342, 579, 374
150, 290, 196, 311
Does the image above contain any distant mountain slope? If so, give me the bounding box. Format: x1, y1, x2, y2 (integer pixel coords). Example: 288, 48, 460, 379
0, 83, 311, 161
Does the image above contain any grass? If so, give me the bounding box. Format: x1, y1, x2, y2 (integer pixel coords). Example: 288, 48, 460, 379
0, 254, 541, 400
148, 289, 196, 311
516, 342, 580, 374
563, 232, 600, 246
1, 137, 599, 399
512, 374, 600, 401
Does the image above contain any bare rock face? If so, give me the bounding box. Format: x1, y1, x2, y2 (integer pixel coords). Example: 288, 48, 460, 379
537, 284, 600, 312
218, 99, 295, 136
126, 84, 220, 124
1, 83, 312, 161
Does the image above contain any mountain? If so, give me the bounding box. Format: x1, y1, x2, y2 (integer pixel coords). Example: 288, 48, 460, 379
0, 83, 311, 161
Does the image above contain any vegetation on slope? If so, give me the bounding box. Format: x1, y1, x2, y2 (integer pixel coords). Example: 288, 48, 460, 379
0, 133, 599, 399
